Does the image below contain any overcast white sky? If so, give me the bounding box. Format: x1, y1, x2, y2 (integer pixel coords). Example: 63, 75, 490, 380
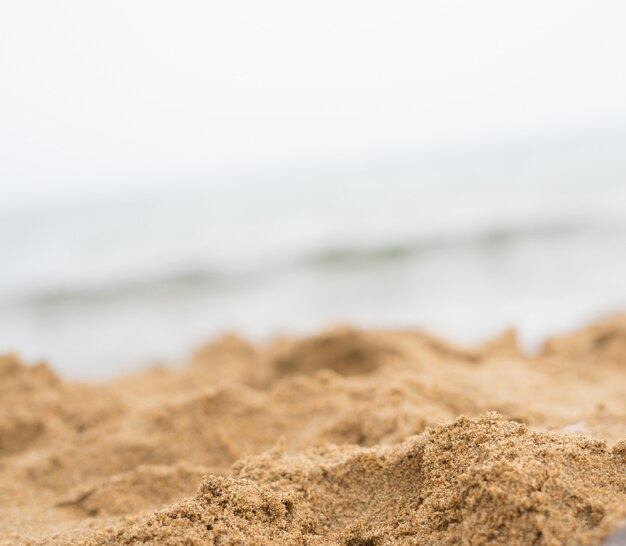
1, 1, 626, 210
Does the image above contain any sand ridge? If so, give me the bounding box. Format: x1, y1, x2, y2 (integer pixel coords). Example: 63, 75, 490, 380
0, 317, 625, 544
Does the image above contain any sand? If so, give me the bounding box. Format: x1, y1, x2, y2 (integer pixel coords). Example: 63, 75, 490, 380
0, 317, 625, 545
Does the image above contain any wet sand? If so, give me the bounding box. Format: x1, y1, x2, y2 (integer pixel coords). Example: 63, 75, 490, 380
1, 317, 625, 545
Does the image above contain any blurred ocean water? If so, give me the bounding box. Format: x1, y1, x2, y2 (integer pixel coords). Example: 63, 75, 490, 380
1, 133, 626, 378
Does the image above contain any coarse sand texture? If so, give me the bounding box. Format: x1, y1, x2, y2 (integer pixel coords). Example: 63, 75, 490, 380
1, 317, 625, 544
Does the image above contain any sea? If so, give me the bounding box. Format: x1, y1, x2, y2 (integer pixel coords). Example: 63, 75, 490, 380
1, 131, 626, 378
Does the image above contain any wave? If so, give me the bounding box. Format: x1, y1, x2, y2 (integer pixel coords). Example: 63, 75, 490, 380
23, 269, 229, 307
16, 219, 604, 307
304, 220, 586, 267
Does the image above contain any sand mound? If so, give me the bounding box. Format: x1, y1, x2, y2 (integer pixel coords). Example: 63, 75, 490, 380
542, 315, 626, 365
43, 415, 626, 545
1, 318, 625, 545
271, 328, 400, 377
0, 355, 123, 456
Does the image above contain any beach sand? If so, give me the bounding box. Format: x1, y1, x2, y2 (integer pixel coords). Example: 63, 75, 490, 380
1, 317, 625, 545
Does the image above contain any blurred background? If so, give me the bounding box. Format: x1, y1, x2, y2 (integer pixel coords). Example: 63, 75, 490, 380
1, 1, 626, 378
